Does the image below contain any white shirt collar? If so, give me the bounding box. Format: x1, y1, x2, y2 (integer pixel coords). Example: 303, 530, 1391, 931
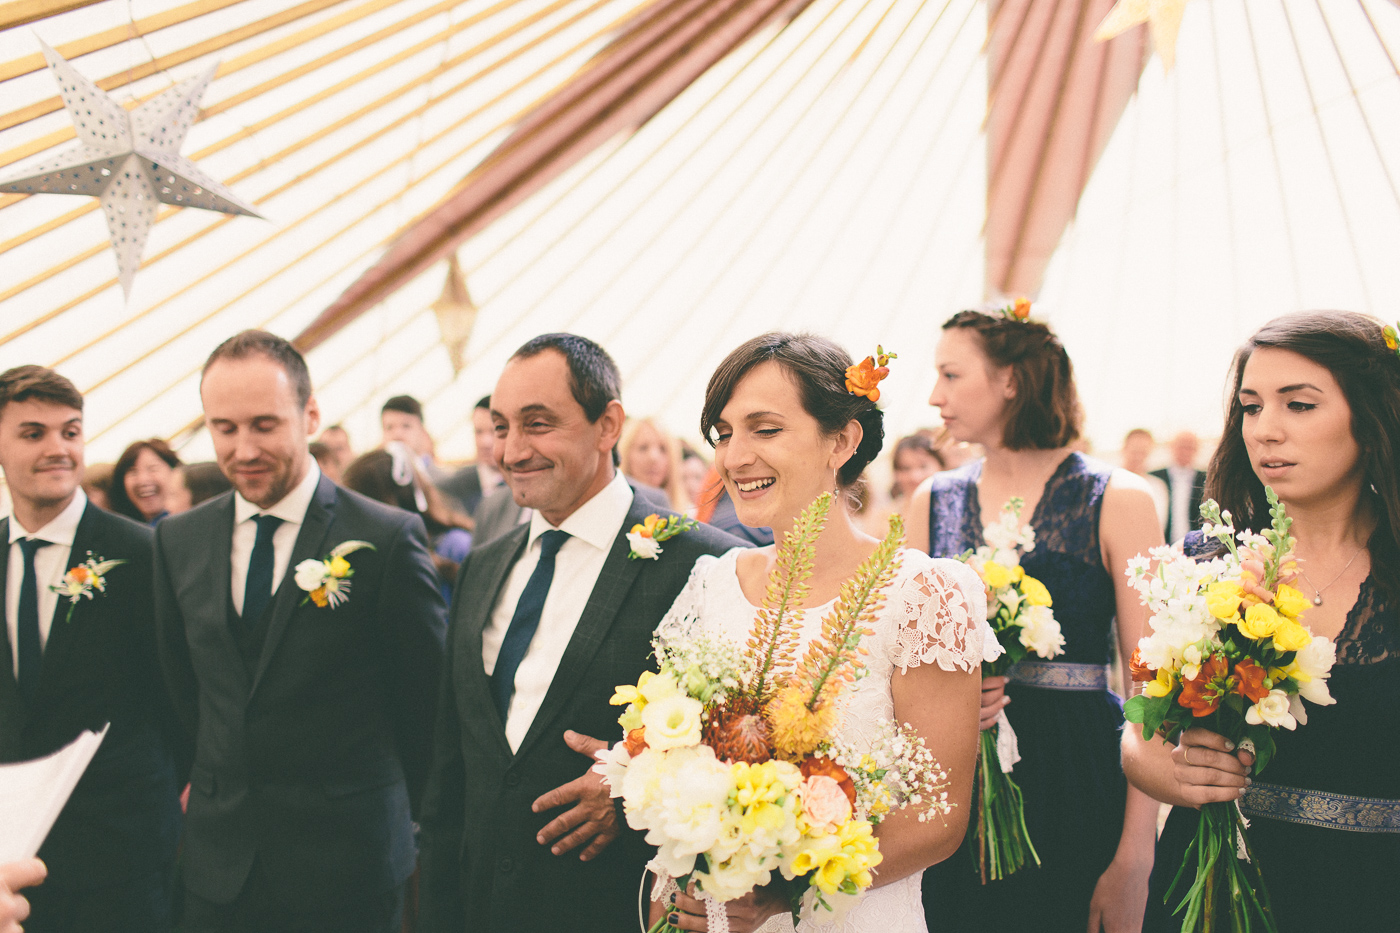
234, 460, 322, 526
527, 470, 634, 554
8, 487, 87, 545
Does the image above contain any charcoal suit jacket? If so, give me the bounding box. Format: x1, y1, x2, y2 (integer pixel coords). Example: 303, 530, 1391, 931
418, 492, 742, 932
154, 474, 447, 910
0, 504, 181, 891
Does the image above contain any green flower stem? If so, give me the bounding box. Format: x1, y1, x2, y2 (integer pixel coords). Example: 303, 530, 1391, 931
968, 725, 1039, 884
1166, 802, 1277, 933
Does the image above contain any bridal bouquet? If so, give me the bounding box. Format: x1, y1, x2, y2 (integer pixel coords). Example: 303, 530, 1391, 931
956, 499, 1062, 882
594, 493, 954, 931
1124, 489, 1337, 933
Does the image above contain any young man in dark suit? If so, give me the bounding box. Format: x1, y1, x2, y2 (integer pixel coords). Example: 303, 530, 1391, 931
0, 366, 181, 933
417, 334, 742, 933
154, 331, 447, 933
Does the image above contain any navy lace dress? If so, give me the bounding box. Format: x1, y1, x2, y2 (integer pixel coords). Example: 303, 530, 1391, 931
921, 454, 1127, 933
1144, 532, 1400, 931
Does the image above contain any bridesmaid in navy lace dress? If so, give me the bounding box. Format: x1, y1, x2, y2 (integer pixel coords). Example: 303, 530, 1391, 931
1123, 311, 1400, 930
908, 309, 1162, 933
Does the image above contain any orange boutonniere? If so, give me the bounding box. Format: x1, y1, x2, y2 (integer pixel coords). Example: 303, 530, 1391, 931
844, 345, 897, 402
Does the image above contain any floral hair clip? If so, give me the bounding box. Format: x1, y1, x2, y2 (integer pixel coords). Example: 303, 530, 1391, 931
1385, 322, 1399, 360
1001, 297, 1032, 322
845, 346, 897, 402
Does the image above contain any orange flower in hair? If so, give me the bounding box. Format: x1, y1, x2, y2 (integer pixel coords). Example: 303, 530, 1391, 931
845, 345, 897, 402
1385, 323, 1398, 357
1006, 297, 1032, 321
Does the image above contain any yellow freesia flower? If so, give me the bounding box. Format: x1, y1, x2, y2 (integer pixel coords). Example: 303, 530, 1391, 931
1011, 565, 1025, 582
328, 556, 351, 578
1143, 668, 1174, 698
983, 561, 1013, 589
1269, 661, 1308, 685
1238, 603, 1283, 641
610, 684, 642, 706
1271, 619, 1312, 653
1205, 582, 1245, 620
1273, 584, 1310, 620
1020, 575, 1053, 607
732, 760, 800, 836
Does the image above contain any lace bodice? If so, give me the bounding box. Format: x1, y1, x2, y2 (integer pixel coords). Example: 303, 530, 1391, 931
656, 547, 995, 933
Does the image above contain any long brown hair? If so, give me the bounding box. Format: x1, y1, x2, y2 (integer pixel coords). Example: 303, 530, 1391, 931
1207, 311, 1400, 604
941, 310, 1082, 450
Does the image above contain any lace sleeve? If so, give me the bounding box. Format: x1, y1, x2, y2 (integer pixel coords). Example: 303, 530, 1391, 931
654, 552, 723, 646
890, 556, 996, 674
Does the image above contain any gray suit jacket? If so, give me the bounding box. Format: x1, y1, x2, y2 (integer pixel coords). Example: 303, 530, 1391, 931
155, 476, 447, 909
418, 493, 743, 933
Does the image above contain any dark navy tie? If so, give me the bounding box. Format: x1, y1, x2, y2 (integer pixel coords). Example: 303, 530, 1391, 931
242, 514, 283, 623
17, 537, 51, 703
491, 530, 570, 722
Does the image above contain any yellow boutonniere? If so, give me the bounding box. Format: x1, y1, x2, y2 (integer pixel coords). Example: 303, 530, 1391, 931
294, 540, 375, 608
626, 514, 697, 560
50, 553, 127, 623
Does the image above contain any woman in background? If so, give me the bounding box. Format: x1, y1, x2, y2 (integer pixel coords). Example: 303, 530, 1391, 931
342, 443, 473, 596
620, 416, 691, 510
109, 438, 180, 524
165, 462, 232, 514
908, 308, 1161, 933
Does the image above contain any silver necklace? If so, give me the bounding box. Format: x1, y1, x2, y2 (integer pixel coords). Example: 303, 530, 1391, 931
1297, 545, 1366, 606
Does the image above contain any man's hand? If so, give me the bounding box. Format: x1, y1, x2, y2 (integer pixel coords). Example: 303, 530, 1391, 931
0, 859, 46, 933
532, 731, 618, 861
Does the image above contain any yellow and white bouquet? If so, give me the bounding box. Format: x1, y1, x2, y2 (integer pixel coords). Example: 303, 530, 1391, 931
1125, 489, 1337, 933
956, 498, 1062, 882
594, 494, 953, 931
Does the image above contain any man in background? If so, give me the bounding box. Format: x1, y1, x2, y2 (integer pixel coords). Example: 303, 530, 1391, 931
1121, 428, 1168, 532
1151, 430, 1207, 544
440, 396, 504, 519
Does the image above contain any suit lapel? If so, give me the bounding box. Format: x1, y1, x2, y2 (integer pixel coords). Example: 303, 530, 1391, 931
27, 503, 100, 706
463, 527, 528, 760
514, 498, 650, 761
250, 476, 337, 695
0, 517, 19, 739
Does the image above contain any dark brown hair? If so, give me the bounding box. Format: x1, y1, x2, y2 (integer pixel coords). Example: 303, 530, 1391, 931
0, 365, 83, 415
889, 433, 944, 500
109, 438, 181, 521
342, 448, 473, 535
1206, 310, 1400, 604
178, 461, 233, 507
202, 330, 313, 408
941, 310, 1082, 450
701, 333, 884, 488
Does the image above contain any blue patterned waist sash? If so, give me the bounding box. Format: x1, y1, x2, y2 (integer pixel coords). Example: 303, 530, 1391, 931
1241, 781, 1400, 834
1006, 660, 1108, 691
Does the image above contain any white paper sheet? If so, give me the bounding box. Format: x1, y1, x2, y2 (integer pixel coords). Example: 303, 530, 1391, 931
0, 724, 108, 862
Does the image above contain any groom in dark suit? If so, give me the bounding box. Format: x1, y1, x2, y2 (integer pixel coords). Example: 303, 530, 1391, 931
154, 331, 447, 933
0, 366, 181, 933
418, 334, 741, 932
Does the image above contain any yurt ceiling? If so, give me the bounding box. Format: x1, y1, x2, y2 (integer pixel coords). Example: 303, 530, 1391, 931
1, 0, 1398, 464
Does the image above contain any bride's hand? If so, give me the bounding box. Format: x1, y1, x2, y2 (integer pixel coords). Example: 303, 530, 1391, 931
666, 884, 788, 932
979, 675, 1009, 730
1171, 727, 1254, 807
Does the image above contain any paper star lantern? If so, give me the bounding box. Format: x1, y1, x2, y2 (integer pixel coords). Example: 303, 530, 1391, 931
431, 255, 478, 375
0, 41, 261, 297
1094, 0, 1191, 72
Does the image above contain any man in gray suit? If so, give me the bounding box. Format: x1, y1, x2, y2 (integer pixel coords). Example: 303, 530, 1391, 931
418, 334, 741, 932
155, 332, 447, 933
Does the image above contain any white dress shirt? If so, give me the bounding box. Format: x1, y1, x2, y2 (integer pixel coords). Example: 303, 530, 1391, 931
6, 489, 87, 677
1167, 464, 1197, 544
231, 462, 322, 616
481, 471, 634, 752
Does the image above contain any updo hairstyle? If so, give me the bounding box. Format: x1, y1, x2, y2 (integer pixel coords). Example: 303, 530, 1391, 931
701, 333, 884, 488
942, 310, 1082, 450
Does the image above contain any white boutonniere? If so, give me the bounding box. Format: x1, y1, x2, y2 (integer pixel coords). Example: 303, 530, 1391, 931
294, 540, 375, 608
50, 552, 127, 623
626, 514, 696, 561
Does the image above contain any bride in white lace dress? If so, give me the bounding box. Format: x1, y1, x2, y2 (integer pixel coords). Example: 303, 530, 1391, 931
650, 334, 995, 933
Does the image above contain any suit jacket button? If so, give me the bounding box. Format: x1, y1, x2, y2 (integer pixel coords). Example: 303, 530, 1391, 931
504, 772, 520, 787
498, 857, 514, 873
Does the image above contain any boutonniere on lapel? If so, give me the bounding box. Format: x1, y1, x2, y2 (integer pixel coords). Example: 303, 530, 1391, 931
626, 514, 697, 561
50, 552, 128, 623
294, 541, 375, 608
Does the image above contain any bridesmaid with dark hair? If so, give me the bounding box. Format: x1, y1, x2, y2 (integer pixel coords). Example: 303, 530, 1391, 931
1124, 310, 1400, 931
909, 307, 1162, 933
